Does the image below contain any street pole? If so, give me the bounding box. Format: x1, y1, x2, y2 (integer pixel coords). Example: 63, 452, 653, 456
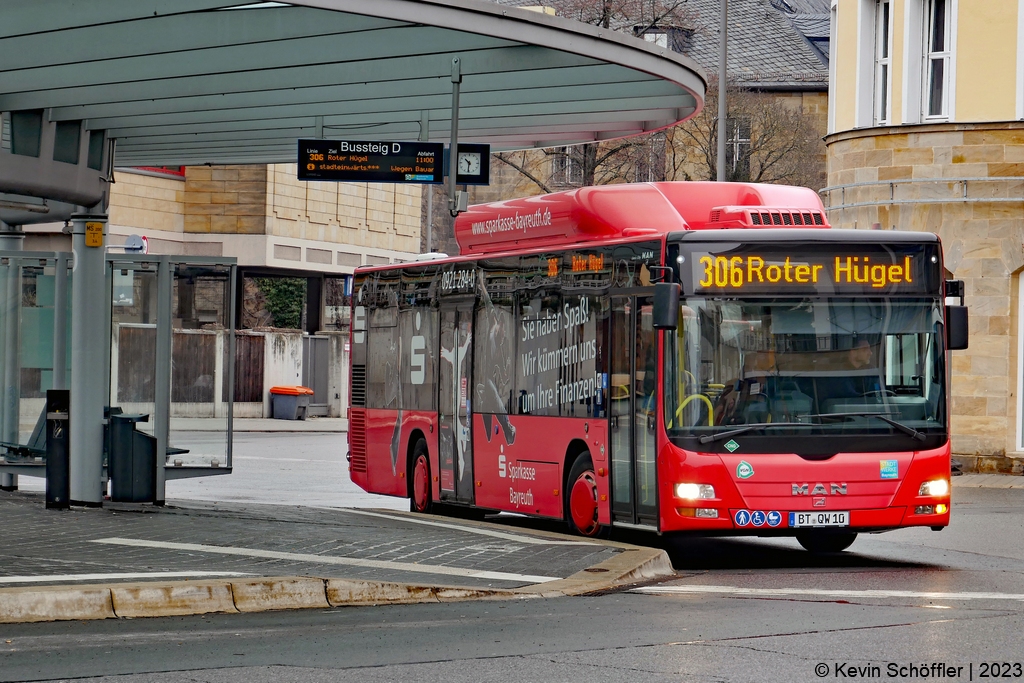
717, 0, 728, 182
418, 110, 434, 253
69, 214, 108, 506
448, 56, 463, 217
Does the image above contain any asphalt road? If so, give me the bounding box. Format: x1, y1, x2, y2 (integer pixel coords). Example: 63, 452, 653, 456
3, 486, 1022, 683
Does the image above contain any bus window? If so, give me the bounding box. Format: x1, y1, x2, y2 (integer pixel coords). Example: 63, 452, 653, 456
474, 264, 516, 415
516, 289, 561, 415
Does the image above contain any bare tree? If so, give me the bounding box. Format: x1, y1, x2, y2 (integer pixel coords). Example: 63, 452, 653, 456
668, 77, 826, 190
552, 0, 695, 32
465, 0, 827, 208
478, 0, 694, 197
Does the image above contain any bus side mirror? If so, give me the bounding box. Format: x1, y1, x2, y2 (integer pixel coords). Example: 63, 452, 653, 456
653, 282, 680, 330
946, 305, 969, 350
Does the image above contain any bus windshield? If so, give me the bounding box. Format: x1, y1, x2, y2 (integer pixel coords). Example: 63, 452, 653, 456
665, 297, 947, 445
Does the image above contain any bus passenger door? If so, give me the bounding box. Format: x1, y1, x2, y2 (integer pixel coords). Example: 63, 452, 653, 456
609, 296, 659, 527
438, 302, 475, 504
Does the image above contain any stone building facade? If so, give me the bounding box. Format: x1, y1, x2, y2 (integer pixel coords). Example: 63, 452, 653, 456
86, 164, 421, 273
826, 1, 1024, 471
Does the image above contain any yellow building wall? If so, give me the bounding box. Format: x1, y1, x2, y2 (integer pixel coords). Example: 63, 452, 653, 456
954, 1, 1017, 122
832, 0, 1020, 131
267, 164, 421, 253
833, 0, 861, 132
108, 171, 185, 234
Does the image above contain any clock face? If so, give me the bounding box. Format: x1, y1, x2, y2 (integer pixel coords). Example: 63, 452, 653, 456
458, 152, 481, 175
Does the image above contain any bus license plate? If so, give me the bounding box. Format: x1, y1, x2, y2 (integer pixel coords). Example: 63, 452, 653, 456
789, 511, 849, 528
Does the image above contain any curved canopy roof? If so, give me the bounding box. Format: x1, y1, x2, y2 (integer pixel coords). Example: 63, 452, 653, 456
0, 0, 706, 167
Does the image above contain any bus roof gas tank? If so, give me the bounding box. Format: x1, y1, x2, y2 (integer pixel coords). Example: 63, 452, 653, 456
454, 181, 829, 256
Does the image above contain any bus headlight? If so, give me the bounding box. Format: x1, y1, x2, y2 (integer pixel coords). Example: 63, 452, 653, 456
918, 479, 949, 497
675, 483, 715, 500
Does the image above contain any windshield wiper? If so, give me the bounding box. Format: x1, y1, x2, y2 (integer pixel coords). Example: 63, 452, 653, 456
809, 412, 927, 442
698, 422, 813, 444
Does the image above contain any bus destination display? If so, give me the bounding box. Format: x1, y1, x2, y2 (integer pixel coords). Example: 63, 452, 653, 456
297, 139, 443, 183
686, 244, 939, 295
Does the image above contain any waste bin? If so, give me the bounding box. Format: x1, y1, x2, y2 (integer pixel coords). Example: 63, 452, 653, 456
108, 413, 157, 503
270, 386, 314, 420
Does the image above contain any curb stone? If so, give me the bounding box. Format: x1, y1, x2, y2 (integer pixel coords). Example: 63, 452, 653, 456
0, 517, 675, 624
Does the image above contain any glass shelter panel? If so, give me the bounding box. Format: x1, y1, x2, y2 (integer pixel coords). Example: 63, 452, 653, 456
0, 255, 71, 456
169, 264, 233, 468
109, 265, 159, 438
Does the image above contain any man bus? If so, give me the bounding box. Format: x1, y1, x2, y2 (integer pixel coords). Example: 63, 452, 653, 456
348, 181, 967, 552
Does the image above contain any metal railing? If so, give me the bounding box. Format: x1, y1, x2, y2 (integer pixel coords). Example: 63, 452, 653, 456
820, 176, 1024, 213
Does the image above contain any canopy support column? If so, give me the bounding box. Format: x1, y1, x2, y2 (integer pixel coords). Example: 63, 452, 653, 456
69, 214, 107, 506
0, 221, 23, 491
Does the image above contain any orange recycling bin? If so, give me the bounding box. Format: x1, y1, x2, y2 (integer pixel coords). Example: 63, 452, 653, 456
269, 386, 314, 420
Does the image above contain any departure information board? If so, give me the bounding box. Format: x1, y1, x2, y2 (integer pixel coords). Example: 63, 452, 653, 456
297, 139, 443, 183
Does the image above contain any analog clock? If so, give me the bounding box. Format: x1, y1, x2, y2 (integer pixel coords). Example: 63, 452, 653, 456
458, 151, 482, 176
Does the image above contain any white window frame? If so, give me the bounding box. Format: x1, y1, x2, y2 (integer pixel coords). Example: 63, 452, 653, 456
923, 0, 953, 120
725, 117, 752, 181
855, 0, 877, 127
642, 31, 669, 49
902, 0, 923, 123
874, 0, 894, 124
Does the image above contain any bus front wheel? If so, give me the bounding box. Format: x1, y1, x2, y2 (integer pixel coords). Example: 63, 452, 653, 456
410, 438, 432, 514
796, 531, 857, 553
566, 454, 604, 537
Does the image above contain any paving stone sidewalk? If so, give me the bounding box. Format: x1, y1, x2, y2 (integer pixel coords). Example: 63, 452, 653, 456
0, 491, 617, 590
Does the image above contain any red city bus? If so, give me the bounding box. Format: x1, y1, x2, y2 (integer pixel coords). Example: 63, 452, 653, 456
348, 181, 967, 552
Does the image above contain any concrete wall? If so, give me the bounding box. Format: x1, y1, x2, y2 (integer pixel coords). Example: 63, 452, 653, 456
262, 332, 304, 418
108, 327, 340, 421
323, 331, 349, 419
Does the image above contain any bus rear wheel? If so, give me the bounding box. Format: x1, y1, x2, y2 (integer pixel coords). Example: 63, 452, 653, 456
409, 438, 432, 514
796, 531, 857, 553
567, 454, 604, 537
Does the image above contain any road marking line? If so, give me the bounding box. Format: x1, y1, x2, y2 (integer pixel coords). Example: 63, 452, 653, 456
90, 538, 559, 584
633, 585, 1024, 602
337, 509, 598, 546
0, 571, 252, 584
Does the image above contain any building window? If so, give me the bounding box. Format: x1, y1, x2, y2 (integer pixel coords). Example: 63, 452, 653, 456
725, 117, 751, 182
874, 0, 892, 124
925, 0, 951, 118
634, 133, 666, 183
636, 26, 694, 54
551, 146, 584, 186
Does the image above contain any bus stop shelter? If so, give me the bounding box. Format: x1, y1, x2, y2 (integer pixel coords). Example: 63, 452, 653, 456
0, 0, 706, 505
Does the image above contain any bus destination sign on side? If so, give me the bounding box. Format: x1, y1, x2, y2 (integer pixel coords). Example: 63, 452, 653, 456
297, 139, 443, 183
